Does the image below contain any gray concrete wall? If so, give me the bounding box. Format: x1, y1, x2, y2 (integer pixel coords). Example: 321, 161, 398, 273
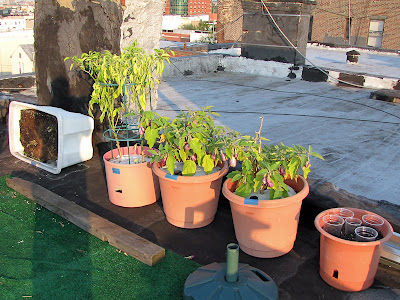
35, 0, 122, 113
120, 0, 166, 53
120, 0, 167, 110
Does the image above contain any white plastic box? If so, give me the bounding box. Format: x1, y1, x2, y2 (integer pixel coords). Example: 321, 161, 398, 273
9, 101, 94, 174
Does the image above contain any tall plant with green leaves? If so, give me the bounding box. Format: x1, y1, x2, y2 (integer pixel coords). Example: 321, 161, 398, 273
65, 41, 172, 156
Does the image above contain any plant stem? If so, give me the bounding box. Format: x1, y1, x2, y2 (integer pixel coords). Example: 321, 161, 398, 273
141, 140, 145, 162
256, 116, 264, 154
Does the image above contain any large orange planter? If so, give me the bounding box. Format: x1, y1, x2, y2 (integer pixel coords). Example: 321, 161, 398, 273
222, 176, 309, 258
103, 146, 160, 207
315, 208, 393, 292
152, 161, 228, 229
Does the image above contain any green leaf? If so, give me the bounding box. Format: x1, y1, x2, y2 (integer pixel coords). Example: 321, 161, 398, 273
288, 157, 300, 178
179, 138, 186, 149
166, 156, 176, 175
312, 152, 324, 160
179, 149, 187, 161
225, 148, 233, 159
232, 173, 242, 182
254, 178, 262, 193
242, 160, 252, 175
235, 182, 253, 198
302, 165, 311, 179
273, 189, 282, 199
182, 160, 197, 176
202, 155, 214, 174
145, 127, 159, 148
147, 150, 158, 155
189, 138, 203, 157
227, 170, 241, 179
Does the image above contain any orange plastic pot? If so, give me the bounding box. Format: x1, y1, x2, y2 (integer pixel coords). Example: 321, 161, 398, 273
222, 176, 309, 258
152, 161, 228, 229
315, 208, 393, 292
103, 146, 160, 207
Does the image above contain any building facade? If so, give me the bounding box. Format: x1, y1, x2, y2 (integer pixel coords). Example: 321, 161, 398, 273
310, 0, 400, 49
11, 44, 34, 74
165, 0, 212, 16
217, 0, 400, 50
0, 16, 26, 30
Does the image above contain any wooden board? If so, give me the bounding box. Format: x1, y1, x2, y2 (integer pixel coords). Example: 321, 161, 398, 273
6, 177, 165, 266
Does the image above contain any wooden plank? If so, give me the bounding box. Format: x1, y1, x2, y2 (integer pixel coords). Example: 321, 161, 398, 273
6, 177, 165, 266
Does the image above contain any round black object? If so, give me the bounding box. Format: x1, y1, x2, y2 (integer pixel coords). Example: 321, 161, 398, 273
183, 262, 278, 300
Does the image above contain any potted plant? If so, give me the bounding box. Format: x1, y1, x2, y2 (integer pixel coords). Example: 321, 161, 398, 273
222, 117, 324, 258
314, 207, 393, 291
65, 42, 172, 207
144, 106, 230, 228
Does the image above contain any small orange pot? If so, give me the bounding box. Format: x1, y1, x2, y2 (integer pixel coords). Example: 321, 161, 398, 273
315, 208, 393, 292
222, 176, 309, 258
152, 161, 228, 229
103, 146, 160, 207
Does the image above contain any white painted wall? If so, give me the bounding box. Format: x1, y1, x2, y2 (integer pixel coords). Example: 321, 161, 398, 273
10, 45, 34, 74
190, 31, 210, 42
0, 30, 34, 75
0, 18, 26, 30
162, 14, 210, 31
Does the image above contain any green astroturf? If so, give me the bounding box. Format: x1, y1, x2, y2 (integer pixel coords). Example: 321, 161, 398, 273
0, 175, 200, 299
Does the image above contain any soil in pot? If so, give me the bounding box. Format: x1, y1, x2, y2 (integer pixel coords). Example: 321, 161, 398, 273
109, 154, 152, 164
19, 109, 58, 164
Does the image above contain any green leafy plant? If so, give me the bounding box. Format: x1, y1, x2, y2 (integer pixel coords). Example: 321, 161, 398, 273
226, 117, 324, 200
140, 107, 323, 192
65, 41, 173, 156
143, 106, 230, 176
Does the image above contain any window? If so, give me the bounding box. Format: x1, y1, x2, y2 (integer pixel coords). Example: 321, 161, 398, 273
19, 53, 22, 58
308, 16, 313, 41
368, 19, 385, 48
345, 18, 352, 41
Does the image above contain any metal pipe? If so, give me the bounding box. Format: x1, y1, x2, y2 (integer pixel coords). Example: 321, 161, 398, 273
226, 243, 239, 283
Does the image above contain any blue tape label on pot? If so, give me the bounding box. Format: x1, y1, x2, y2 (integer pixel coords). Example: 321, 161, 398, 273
244, 198, 259, 205
165, 173, 178, 180
112, 168, 120, 174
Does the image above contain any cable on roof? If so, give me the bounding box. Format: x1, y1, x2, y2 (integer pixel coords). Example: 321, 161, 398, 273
193, 78, 400, 122
156, 107, 400, 125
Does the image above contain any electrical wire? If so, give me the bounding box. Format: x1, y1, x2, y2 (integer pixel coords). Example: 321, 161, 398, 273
156, 107, 400, 125
193, 78, 400, 121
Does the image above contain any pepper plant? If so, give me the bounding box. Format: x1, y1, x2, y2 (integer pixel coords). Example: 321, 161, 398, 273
143, 106, 230, 176
226, 117, 324, 200
65, 41, 172, 156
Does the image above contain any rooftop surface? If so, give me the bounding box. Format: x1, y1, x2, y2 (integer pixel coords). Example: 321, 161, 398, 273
157, 72, 400, 209
1, 46, 400, 298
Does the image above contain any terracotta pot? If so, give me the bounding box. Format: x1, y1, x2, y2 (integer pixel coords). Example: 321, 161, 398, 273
222, 176, 309, 258
315, 208, 393, 292
103, 146, 160, 207
152, 161, 228, 229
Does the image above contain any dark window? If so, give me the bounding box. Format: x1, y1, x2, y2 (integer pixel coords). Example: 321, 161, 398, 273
345, 18, 352, 40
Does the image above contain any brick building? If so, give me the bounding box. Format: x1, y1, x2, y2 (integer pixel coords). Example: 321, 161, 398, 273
217, 0, 400, 50
309, 0, 399, 49
165, 0, 213, 16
